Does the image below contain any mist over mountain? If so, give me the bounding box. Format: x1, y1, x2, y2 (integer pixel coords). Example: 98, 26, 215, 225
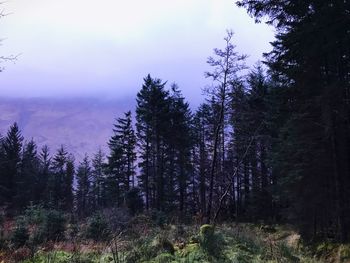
0, 97, 134, 161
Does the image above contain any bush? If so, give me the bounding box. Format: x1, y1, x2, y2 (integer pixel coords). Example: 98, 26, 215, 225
11, 216, 29, 248
152, 235, 175, 255
24, 204, 46, 225
151, 210, 168, 227
102, 207, 130, 233
153, 252, 175, 263
86, 213, 110, 241
199, 224, 224, 257
41, 209, 66, 241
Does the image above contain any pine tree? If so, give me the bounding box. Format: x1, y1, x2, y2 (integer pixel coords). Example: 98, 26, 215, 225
15, 140, 40, 208
91, 149, 106, 209
1, 123, 23, 208
49, 146, 74, 210
167, 84, 193, 213
64, 155, 75, 211
136, 74, 170, 211
76, 155, 91, 217
107, 111, 137, 207
108, 111, 136, 192
192, 103, 212, 216
237, 0, 350, 241
38, 145, 51, 205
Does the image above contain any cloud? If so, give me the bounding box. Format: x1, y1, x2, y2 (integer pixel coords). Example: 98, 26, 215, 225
0, 0, 274, 105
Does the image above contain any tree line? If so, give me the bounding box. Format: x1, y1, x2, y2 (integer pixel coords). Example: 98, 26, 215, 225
0, 0, 349, 243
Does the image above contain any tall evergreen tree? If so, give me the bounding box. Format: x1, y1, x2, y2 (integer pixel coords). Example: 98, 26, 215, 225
1, 123, 23, 208
91, 149, 106, 209
167, 84, 193, 213
136, 74, 170, 211
107, 111, 137, 207
49, 146, 74, 211
192, 103, 213, 216
38, 145, 51, 205
76, 155, 91, 217
15, 140, 40, 208
237, 0, 350, 241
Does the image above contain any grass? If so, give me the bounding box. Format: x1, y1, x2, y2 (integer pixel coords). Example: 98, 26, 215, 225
2, 222, 348, 262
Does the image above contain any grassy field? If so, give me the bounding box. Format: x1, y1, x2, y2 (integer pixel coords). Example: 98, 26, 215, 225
0, 208, 349, 263
2, 219, 350, 263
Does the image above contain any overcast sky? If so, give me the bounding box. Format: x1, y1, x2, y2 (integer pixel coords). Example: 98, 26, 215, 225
0, 0, 274, 105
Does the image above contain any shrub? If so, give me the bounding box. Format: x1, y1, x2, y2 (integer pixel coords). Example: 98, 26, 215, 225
152, 235, 175, 255
11, 216, 29, 248
102, 207, 130, 233
86, 213, 110, 241
24, 204, 46, 225
41, 209, 66, 241
199, 224, 224, 257
153, 252, 175, 263
151, 210, 168, 227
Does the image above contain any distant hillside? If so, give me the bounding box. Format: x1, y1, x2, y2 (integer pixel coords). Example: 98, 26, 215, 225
0, 97, 134, 161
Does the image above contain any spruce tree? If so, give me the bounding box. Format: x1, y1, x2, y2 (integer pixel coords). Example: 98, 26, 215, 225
76, 155, 91, 217
1, 123, 23, 208
167, 84, 193, 213
237, 0, 350, 241
91, 149, 106, 209
16, 140, 40, 208
107, 111, 137, 207
136, 74, 169, 210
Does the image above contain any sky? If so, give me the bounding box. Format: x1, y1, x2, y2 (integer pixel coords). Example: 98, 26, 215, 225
0, 0, 275, 105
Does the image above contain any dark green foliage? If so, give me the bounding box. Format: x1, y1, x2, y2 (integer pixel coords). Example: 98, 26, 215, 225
76, 156, 92, 217
15, 140, 40, 209
40, 209, 66, 241
1, 0, 349, 246
237, 0, 350, 241
151, 210, 168, 227
11, 216, 29, 248
136, 75, 194, 213
107, 111, 137, 207
85, 213, 110, 241
136, 75, 171, 211
199, 225, 225, 257
24, 204, 46, 225
152, 235, 175, 255
0, 123, 23, 207
90, 149, 106, 210
125, 187, 144, 216
48, 146, 74, 211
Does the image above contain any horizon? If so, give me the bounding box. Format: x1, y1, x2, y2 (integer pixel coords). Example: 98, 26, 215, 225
0, 0, 274, 105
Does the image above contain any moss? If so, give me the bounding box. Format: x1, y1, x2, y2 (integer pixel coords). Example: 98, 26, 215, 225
152, 252, 175, 263
177, 243, 211, 263
199, 225, 225, 257
339, 244, 350, 262
189, 235, 200, 244
23, 251, 71, 263
199, 224, 214, 239
179, 243, 200, 257
151, 235, 175, 255
315, 242, 337, 259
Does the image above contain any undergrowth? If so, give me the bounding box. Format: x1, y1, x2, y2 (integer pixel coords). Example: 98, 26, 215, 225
0, 209, 347, 263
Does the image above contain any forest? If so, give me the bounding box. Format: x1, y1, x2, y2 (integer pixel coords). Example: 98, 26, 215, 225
0, 0, 349, 262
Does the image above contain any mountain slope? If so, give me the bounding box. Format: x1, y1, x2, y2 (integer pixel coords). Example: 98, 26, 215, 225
0, 97, 133, 161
